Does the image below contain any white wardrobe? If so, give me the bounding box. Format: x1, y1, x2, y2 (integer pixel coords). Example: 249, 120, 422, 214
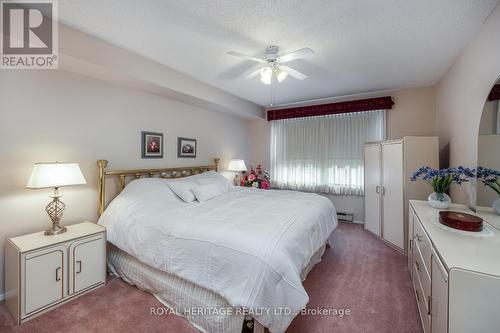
364, 136, 439, 253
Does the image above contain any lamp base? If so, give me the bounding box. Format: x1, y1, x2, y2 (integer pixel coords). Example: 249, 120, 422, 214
44, 188, 67, 236
233, 174, 241, 186
45, 224, 67, 235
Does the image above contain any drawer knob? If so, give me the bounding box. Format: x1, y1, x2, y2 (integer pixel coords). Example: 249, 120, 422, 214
415, 261, 420, 272
415, 234, 423, 242
76, 260, 82, 274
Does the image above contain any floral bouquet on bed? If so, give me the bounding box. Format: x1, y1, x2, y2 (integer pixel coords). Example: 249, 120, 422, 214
476, 166, 500, 215
410, 166, 474, 209
240, 164, 271, 189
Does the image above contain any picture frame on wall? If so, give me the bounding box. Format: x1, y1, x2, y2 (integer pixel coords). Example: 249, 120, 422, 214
177, 137, 197, 158
141, 131, 163, 159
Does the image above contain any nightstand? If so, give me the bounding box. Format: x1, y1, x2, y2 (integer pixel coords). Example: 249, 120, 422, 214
4, 221, 106, 324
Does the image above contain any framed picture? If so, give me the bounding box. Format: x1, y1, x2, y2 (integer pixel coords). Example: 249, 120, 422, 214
177, 137, 197, 158
141, 131, 163, 159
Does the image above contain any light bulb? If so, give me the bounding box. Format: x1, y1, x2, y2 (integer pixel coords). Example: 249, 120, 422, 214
277, 69, 288, 83
260, 67, 272, 85
261, 75, 272, 85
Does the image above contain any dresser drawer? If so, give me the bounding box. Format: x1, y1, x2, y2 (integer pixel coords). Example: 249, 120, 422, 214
413, 241, 431, 301
413, 218, 432, 273
413, 264, 431, 333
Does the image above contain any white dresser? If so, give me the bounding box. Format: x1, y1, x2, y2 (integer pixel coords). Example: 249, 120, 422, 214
4, 222, 106, 324
409, 200, 500, 333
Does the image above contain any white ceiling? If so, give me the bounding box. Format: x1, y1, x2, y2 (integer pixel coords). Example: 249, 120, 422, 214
57, 0, 498, 107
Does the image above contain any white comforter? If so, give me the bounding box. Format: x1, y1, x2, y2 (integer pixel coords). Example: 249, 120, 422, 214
99, 176, 337, 333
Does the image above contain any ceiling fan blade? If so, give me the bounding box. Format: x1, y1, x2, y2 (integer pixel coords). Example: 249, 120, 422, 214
277, 47, 315, 63
279, 65, 308, 80
241, 65, 263, 79
227, 51, 266, 63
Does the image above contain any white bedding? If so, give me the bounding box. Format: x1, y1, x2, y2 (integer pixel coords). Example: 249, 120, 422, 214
98, 173, 337, 333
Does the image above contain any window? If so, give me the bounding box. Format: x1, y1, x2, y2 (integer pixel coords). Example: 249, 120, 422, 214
270, 110, 385, 195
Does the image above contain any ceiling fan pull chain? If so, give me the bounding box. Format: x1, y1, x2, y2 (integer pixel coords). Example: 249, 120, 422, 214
273, 83, 277, 106
270, 82, 276, 107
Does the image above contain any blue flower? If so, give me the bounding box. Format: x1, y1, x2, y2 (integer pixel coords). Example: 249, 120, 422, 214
410, 165, 476, 192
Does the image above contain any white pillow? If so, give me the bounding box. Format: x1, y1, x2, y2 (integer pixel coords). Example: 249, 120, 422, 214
167, 181, 197, 203
188, 171, 233, 192
193, 183, 223, 202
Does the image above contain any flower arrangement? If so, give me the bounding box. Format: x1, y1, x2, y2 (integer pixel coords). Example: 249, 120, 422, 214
240, 164, 271, 189
410, 166, 474, 209
410, 166, 474, 193
476, 166, 500, 196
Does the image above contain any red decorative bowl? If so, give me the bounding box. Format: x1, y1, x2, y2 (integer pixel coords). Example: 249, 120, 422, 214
439, 211, 483, 232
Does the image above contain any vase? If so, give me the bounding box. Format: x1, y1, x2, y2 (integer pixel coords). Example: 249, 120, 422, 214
428, 192, 451, 209
493, 197, 500, 215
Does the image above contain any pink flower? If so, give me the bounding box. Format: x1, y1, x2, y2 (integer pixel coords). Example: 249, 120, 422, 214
248, 174, 256, 181
261, 181, 270, 189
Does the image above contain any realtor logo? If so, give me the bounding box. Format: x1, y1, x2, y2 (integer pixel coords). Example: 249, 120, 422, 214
1, 0, 58, 69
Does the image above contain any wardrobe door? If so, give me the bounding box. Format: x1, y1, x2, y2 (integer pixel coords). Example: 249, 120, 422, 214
364, 144, 381, 236
382, 142, 404, 250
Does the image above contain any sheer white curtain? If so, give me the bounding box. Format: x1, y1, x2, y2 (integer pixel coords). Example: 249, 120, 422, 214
270, 110, 385, 195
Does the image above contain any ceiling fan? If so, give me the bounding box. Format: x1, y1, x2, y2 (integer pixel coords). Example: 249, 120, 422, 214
227, 46, 315, 84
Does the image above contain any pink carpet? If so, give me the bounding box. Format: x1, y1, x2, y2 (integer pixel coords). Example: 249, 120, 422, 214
0, 223, 422, 333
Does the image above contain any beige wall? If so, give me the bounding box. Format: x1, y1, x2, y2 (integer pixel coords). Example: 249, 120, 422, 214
248, 86, 437, 222
248, 119, 271, 170
0, 69, 252, 297
386, 86, 436, 139
436, 4, 500, 203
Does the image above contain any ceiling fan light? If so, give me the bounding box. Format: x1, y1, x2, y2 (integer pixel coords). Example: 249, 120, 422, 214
277, 70, 288, 82
260, 67, 272, 85
260, 67, 272, 77
260, 74, 272, 85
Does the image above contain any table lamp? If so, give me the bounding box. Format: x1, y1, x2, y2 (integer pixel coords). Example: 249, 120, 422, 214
227, 159, 247, 185
26, 162, 87, 235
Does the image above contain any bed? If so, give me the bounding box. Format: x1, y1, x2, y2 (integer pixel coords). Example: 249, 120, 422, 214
96, 159, 338, 333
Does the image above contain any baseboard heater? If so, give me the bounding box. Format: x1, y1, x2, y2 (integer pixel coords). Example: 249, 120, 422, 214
337, 211, 354, 223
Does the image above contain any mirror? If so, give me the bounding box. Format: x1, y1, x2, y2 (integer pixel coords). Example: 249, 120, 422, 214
476, 76, 500, 230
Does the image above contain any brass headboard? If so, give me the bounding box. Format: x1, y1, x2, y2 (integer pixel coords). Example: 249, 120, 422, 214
97, 158, 220, 216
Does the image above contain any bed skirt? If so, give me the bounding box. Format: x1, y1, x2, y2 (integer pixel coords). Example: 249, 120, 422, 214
107, 243, 328, 333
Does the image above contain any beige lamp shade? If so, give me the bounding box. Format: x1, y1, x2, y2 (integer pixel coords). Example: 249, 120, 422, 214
227, 159, 247, 172
26, 162, 87, 189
